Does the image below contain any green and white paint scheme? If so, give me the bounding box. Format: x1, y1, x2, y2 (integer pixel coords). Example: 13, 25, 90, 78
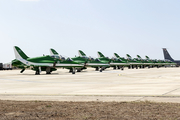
78, 50, 110, 72
50, 49, 109, 72
126, 54, 144, 69
97, 51, 129, 70
13, 46, 83, 75
144, 55, 176, 68
135, 55, 155, 68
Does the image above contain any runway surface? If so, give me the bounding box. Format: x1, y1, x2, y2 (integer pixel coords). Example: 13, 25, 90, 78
1, 67, 180, 102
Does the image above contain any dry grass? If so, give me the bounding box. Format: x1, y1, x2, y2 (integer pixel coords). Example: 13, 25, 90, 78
1, 100, 180, 120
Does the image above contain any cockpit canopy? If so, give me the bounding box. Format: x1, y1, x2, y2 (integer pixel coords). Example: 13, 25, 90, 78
82, 56, 89, 59
95, 58, 100, 62
88, 57, 100, 62
50, 55, 60, 59
66, 57, 73, 61
128, 58, 132, 60
50, 55, 72, 61
111, 57, 122, 61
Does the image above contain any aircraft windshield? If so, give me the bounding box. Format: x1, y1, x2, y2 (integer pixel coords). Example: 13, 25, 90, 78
82, 56, 88, 59
89, 58, 94, 61
61, 57, 65, 61
95, 58, 100, 62
66, 58, 73, 61
51, 55, 60, 59
111, 57, 116, 60
117, 59, 122, 61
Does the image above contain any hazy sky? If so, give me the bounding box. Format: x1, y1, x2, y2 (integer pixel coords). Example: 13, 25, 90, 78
1, 0, 180, 63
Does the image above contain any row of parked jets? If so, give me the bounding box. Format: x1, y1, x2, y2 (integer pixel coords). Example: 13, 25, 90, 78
12, 46, 177, 75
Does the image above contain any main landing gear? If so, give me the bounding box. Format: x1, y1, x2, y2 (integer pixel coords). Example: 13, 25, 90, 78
69, 68, 76, 74
99, 67, 105, 72
35, 70, 40, 75
46, 67, 51, 74
95, 67, 99, 71
35, 67, 41, 75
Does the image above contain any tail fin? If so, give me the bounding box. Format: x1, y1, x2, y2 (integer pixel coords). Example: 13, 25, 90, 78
145, 56, 150, 60
50, 48, 59, 55
137, 55, 141, 59
97, 51, 105, 58
162, 48, 174, 61
114, 53, 120, 58
13, 46, 29, 60
78, 50, 86, 57
126, 54, 132, 59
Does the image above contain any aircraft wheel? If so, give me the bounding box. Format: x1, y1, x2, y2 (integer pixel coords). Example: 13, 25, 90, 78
35, 71, 40, 75
100, 70, 102, 72
113, 66, 116, 70
77, 69, 81, 72
95, 67, 99, 71
69, 69, 73, 73
46, 72, 51, 74
72, 71, 75, 74
121, 68, 124, 70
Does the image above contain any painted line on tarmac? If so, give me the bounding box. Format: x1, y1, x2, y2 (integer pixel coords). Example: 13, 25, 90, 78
162, 86, 180, 96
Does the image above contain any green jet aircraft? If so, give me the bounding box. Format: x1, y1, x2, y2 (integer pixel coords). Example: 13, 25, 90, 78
144, 56, 162, 68
97, 51, 129, 70
50, 49, 109, 72
125, 54, 144, 69
135, 55, 155, 68
12, 46, 83, 75
114, 53, 143, 69
145, 56, 176, 68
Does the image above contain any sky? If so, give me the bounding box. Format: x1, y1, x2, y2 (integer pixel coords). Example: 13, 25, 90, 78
0, 0, 180, 63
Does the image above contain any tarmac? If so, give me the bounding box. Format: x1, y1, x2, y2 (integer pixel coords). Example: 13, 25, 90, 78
1, 67, 180, 103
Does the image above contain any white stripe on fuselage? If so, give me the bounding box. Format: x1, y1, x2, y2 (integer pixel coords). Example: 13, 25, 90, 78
86, 63, 109, 66
110, 63, 129, 65
17, 58, 83, 67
